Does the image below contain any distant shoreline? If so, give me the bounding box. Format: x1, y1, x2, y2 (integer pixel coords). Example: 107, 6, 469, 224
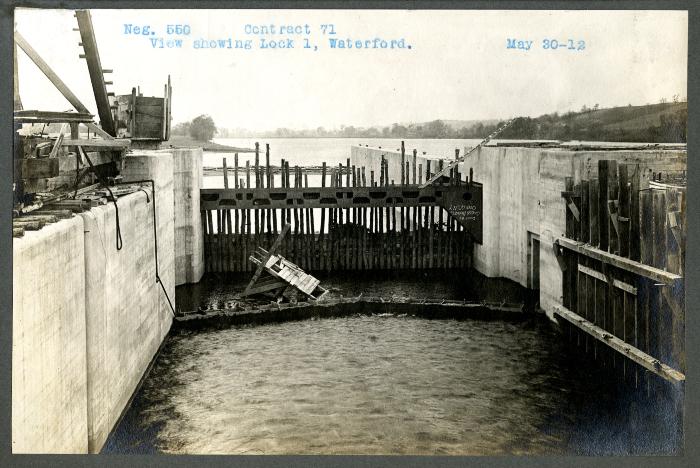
164, 135, 256, 152
215, 136, 482, 140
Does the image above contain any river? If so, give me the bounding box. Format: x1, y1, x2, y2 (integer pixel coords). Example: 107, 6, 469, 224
104, 272, 681, 455
200, 137, 482, 189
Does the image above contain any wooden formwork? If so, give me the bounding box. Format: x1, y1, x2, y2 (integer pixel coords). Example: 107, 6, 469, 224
554, 159, 685, 389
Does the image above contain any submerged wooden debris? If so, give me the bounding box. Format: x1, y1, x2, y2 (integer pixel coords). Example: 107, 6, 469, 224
175, 295, 528, 328
241, 223, 328, 301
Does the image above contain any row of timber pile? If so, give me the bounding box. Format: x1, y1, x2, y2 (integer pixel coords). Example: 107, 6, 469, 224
202, 144, 473, 273
558, 160, 686, 389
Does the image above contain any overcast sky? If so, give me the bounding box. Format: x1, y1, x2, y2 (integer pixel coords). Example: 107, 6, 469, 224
15, 8, 687, 131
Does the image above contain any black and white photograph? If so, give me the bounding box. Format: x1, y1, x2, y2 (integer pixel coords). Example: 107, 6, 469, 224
7, 4, 689, 458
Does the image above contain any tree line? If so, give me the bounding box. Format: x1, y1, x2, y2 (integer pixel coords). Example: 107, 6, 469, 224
174, 102, 687, 144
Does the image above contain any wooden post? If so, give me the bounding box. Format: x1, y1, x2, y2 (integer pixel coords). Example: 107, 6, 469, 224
412, 149, 417, 184
606, 160, 619, 254
619, 168, 632, 263
223, 157, 229, 189
598, 161, 610, 252
579, 180, 589, 244
589, 179, 599, 247
254, 142, 260, 188
380, 156, 385, 186
629, 165, 641, 262
203, 211, 210, 272
265, 143, 271, 187
234, 153, 239, 189
400, 141, 406, 185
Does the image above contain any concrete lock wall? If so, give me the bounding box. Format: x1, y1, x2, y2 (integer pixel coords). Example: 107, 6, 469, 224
351, 144, 686, 316
11, 148, 198, 453
12, 217, 89, 454
171, 148, 204, 285
79, 190, 172, 452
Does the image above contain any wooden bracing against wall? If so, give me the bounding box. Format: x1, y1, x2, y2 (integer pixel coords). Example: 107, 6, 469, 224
555, 160, 685, 388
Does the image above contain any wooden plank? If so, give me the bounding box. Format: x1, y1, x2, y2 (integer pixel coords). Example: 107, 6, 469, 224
563, 177, 575, 312
640, 190, 653, 266
579, 180, 589, 244
14, 110, 93, 123
629, 166, 641, 262
132, 96, 163, 107
556, 236, 681, 284
206, 210, 213, 272
85, 122, 114, 140
598, 161, 610, 252
242, 223, 291, 296
32, 209, 72, 219
606, 160, 619, 254
665, 189, 681, 275
618, 165, 630, 258
22, 158, 59, 178
552, 304, 684, 383
578, 263, 606, 282
244, 279, 287, 295
652, 191, 667, 270
13, 220, 42, 230
61, 138, 130, 149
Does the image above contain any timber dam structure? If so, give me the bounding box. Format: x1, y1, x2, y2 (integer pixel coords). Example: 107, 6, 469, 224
11, 10, 686, 455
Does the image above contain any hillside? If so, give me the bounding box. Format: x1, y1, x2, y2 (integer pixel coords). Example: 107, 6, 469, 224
496, 102, 687, 143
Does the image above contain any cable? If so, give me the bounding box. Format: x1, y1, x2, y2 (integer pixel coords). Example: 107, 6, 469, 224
80, 148, 122, 250
113, 179, 175, 317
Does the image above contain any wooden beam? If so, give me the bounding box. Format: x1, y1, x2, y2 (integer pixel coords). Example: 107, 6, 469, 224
75, 10, 116, 136
61, 138, 130, 149
14, 31, 91, 114
241, 223, 291, 297
578, 264, 637, 295
552, 304, 685, 384
242, 279, 288, 296
13, 38, 22, 110
556, 236, 682, 284
49, 124, 67, 158
84, 122, 114, 140
14, 110, 93, 123
21, 158, 59, 178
